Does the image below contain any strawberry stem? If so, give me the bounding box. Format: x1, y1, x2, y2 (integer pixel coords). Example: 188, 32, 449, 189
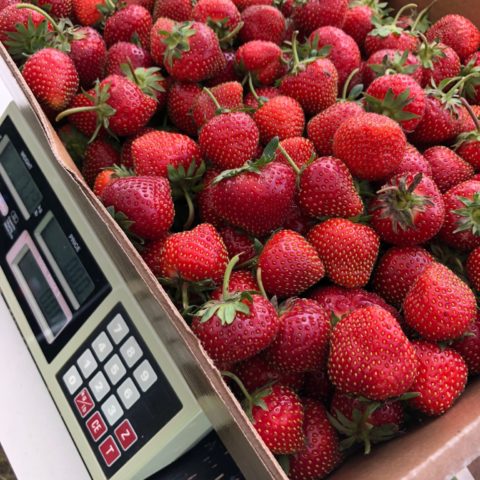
222, 254, 240, 300
181, 281, 190, 312
393, 3, 417, 24
277, 143, 301, 175
202, 87, 223, 113
221, 370, 253, 403
219, 20, 244, 44
16, 3, 59, 33
411, 0, 437, 32
291, 31, 301, 71
55, 105, 99, 121
342, 67, 360, 101
256, 267, 268, 299
461, 97, 480, 132
182, 189, 195, 230
248, 73, 262, 106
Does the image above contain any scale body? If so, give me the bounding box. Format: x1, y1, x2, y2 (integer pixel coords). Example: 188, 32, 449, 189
0, 51, 220, 480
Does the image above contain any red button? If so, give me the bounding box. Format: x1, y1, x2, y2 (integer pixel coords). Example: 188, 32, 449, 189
114, 420, 137, 451
86, 411, 107, 442
99, 436, 121, 467
74, 388, 94, 418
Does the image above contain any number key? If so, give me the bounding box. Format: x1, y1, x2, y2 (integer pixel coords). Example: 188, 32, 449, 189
104, 354, 126, 385
119, 336, 143, 368
92, 332, 113, 362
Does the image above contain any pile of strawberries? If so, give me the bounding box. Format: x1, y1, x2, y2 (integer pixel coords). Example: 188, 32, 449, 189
3, 0, 480, 476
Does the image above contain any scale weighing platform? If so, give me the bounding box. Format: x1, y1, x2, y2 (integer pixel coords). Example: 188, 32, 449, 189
0, 51, 244, 479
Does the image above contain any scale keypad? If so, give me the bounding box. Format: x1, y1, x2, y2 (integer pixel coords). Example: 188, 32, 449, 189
58, 303, 183, 478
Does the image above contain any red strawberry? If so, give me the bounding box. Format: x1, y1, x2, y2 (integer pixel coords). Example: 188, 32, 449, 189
291, 0, 348, 37
408, 341, 467, 415
265, 298, 330, 373
140, 235, 169, 277
60, 90, 98, 137
439, 180, 480, 251
204, 50, 239, 87
273, 137, 315, 171
467, 247, 480, 292
166, 81, 202, 137
105, 41, 152, 76
198, 168, 224, 227
388, 143, 432, 179
453, 312, 480, 375
36, 0, 72, 16
283, 201, 316, 236
192, 0, 241, 40
150, 16, 175, 63
132, 130, 201, 177
93, 168, 116, 197
239, 5, 285, 45
455, 104, 480, 170
72, 0, 104, 25
119, 127, 154, 168
243, 85, 279, 110
373, 246, 434, 308
307, 101, 364, 156
426, 14, 480, 62
152, 0, 192, 21
82, 138, 120, 187
258, 230, 324, 297
308, 26, 361, 88
298, 156, 363, 219
329, 305, 418, 400
289, 399, 341, 480
464, 53, 480, 105
333, 112, 406, 181
211, 270, 258, 299
418, 40, 461, 88
308, 219, 380, 288
231, 0, 271, 10
0, 0, 18, 12
253, 95, 305, 144
423, 146, 474, 193
101, 176, 174, 240
365, 74, 426, 133
370, 173, 445, 246
124, 0, 154, 12
404, 262, 476, 342
342, 3, 375, 47
218, 227, 257, 266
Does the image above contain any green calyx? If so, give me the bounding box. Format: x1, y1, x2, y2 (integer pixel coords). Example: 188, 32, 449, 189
365, 87, 420, 122
369, 2, 418, 38
454, 97, 480, 150
417, 33, 446, 70
160, 21, 196, 68
460, 57, 480, 103
96, 0, 119, 27
121, 63, 166, 99
368, 50, 420, 79
372, 173, 433, 233
108, 163, 134, 178
204, 17, 243, 48
452, 192, 480, 236
106, 205, 145, 249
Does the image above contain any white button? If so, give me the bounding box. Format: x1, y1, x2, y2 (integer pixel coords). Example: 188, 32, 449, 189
133, 360, 157, 393
92, 332, 113, 362
104, 354, 126, 385
0, 193, 8, 217
107, 314, 129, 345
117, 378, 140, 410
63, 366, 82, 395
101, 395, 124, 426
89, 371, 110, 402
119, 337, 143, 368
77, 349, 98, 379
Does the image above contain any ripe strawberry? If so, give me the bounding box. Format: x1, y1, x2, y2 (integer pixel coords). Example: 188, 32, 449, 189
342, 3, 375, 47
36, 0, 71, 19
418, 40, 461, 88
23, 48, 79, 112
105, 41, 152, 76
150, 16, 175, 63
423, 146, 474, 193
307, 101, 364, 156
253, 95, 305, 144
72, 0, 104, 25
82, 137, 120, 186
333, 112, 406, 181
160, 223, 228, 283
0, 0, 18, 13
93, 168, 117, 197
124, 0, 154, 12
101, 176, 174, 240
408, 341, 467, 416
132, 130, 201, 177
243, 85, 279, 110
211, 270, 258, 299
70, 26, 106, 89
464, 53, 480, 105
197, 169, 224, 227
308, 219, 380, 289
329, 305, 417, 400
103, 5, 152, 48
455, 104, 480, 170
373, 246, 434, 308
140, 235, 169, 277
273, 137, 315, 171
370, 173, 445, 246
258, 230, 324, 297
289, 399, 341, 480
60, 90, 98, 137
166, 81, 202, 137
152, 0, 192, 21
291, 0, 348, 37
218, 227, 257, 266
265, 298, 330, 373
453, 312, 480, 375
467, 247, 480, 292
365, 74, 426, 133
239, 5, 285, 45
426, 14, 480, 62
118, 127, 154, 168
388, 143, 432, 179
404, 262, 476, 341
439, 180, 480, 251
204, 50, 239, 87
309, 26, 361, 88
298, 156, 363, 219
199, 112, 260, 169
192, 0, 241, 40
231, 0, 271, 10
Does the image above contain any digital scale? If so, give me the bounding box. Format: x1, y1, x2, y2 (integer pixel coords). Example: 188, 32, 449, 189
0, 49, 248, 479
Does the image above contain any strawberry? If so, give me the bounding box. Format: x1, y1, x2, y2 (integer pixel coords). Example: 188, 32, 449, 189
365, 73, 426, 133
160, 223, 228, 283
72, 0, 104, 25
105, 41, 152, 76
204, 50, 239, 87
298, 156, 363, 219
197, 168, 224, 227
124, 0, 154, 12
140, 235, 169, 277
23, 48, 79, 112
101, 176, 174, 240
0, 0, 18, 13
426, 14, 480, 62
289, 399, 341, 480
150, 16, 175, 64
103, 5, 152, 48
231, 0, 271, 10
329, 305, 417, 400
455, 103, 480, 170
291, 0, 348, 37
308, 219, 380, 289
342, 2, 376, 47
467, 248, 480, 292
35, 0, 72, 18
418, 39, 461, 88
166, 81, 202, 137
218, 227, 257, 266
253, 95, 305, 144
283, 201, 316, 236
210, 269, 258, 298
119, 127, 154, 168
273, 137, 315, 171
308, 26, 361, 88
243, 85, 279, 110
408, 341, 467, 416
265, 298, 330, 373
388, 143, 432, 179
439, 180, 480, 251
131, 130, 201, 177
404, 262, 476, 342
152, 0, 192, 21
81, 137, 120, 186
423, 146, 474, 193
192, 0, 241, 41
372, 246, 434, 309
463, 53, 480, 105
258, 230, 324, 297
370, 173, 445, 246
453, 312, 480, 375
333, 112, 407, 181
307, 101, 364, 156
93, 168, 117, 197
239, 5, 285, 45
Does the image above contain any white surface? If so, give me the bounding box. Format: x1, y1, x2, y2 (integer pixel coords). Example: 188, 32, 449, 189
456, 468, 475, 480
0, 293, 90, 480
